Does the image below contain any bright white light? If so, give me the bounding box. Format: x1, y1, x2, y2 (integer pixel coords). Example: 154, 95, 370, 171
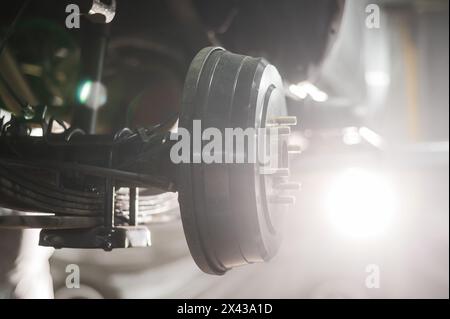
0, 109, 12, 123
289, 83, 307, 99
365, 71, 390, 87
324, 168, 396, 238
342, 127, 362, 145
359, 127, 384, 149
310, 90, 328, 102
289, 81, 328, 102
30, 127, 43, 137
77, 80, 107, 109
79, 81, 92, 103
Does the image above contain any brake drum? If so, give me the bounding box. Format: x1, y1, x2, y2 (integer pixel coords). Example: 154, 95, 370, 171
177, 47, 298, 275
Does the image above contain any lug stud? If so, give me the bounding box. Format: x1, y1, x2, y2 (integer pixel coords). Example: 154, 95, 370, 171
269, 195, 296, 205
259, 167, 290, 176
287, 144, 302, 154
274, 182, 301, 191
268, 116, 297, 126
268, 126, 291, 136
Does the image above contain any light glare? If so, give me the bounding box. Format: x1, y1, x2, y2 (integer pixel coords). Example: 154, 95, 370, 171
78, 81, 92, 104
289, 81, 328, 102
365, 71, 390, 87
324, 168, 396, 238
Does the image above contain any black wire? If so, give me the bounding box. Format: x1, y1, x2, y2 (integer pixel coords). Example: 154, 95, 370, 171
111, 112, 179, 145
0, 0, 31, 57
